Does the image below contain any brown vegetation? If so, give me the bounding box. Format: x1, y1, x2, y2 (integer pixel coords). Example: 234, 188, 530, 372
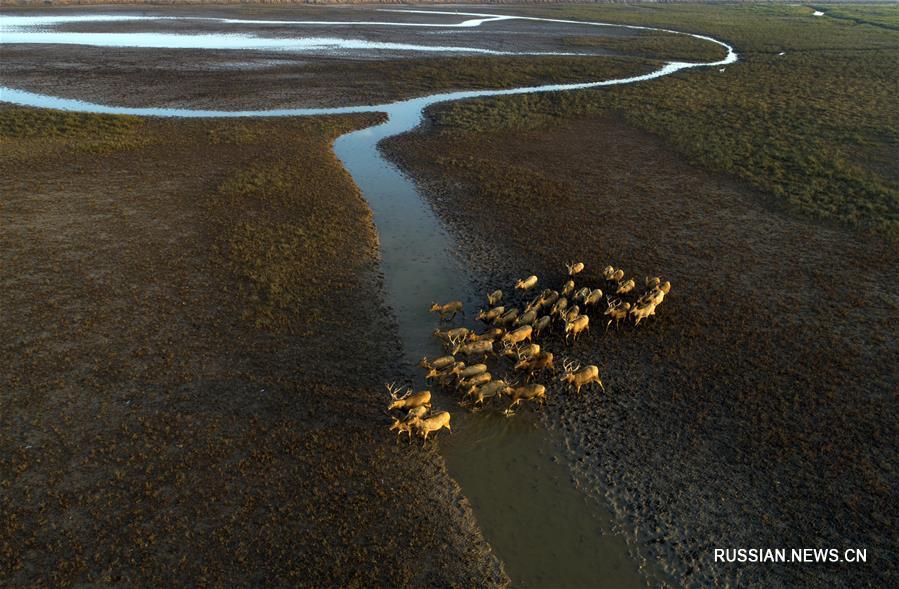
0, 107, 507, 587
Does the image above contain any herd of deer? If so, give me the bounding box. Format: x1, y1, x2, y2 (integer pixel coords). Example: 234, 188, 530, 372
386, 262, 671, 444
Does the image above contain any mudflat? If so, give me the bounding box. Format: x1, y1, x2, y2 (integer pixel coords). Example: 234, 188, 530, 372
385, 112, 897, 587
0, 109, 507, 587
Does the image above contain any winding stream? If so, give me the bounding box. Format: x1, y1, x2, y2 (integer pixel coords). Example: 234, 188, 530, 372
1, 9, 737, 587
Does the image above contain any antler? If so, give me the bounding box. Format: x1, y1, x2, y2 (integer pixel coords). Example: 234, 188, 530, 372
562, 358, 575, 373
386, 381, 401, 400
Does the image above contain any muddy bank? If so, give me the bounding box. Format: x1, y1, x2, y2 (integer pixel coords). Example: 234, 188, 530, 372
0, 108, 507, 587
384, 111, 897, 588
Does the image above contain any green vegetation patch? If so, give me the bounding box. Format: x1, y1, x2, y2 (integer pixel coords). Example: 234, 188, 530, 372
0, 107, 149, 153
432, 3, 899, 235
208, 116, 382, 334
563, 30, 726, 62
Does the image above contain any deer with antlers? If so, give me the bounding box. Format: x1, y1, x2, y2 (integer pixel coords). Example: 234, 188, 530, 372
425, 361, 464, 383
604, 299, 631, 331
386, 383, 432, 412
560, 360, 604, 394
429, 300, 464, 321
433, 326, 469, 343
514, 350, 555, 381
573, 287, 590, 303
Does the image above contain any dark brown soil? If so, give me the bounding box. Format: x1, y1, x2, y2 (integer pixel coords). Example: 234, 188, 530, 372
0, 109, 507, 588
384, 111, 898, 588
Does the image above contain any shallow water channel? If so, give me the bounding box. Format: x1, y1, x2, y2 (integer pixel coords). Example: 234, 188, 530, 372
333, 106, 647, 588
0, 9, 738, 586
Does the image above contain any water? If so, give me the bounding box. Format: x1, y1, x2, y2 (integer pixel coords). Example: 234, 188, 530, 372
0, 9, 738, 587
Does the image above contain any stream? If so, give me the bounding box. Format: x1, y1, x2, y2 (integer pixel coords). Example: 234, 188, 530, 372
0, 9, 737, 587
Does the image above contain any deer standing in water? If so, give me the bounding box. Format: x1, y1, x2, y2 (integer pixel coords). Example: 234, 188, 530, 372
429, 300, 464, 321
411, 411, 452, 445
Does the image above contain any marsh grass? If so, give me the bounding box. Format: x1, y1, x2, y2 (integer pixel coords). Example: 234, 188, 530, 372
206, 119, 383, 334
434, 3, 899, 236
0, 107, 150, 153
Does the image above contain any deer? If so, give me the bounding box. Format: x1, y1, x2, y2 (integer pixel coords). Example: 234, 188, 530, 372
561, 279, 575, 297
477, 306, 505, 323
418, 355, 455, 371
533, 315, 552, 337
564, 305, 581, 323
602, 265, 616, 281
611, 268, 625, 282
550, 296, 569, 318
459, 372, 492, 392
645, 276, 661, 289
583, 288, 604, 307
560, 359, 604, 394
457, 364, 488, 380
496, 308, 519, 327
425, 361, 464, 383
514, 351, 555, 381
504, 382, 547, 414
604, 299, 631, 331
540, 289, 560, 308
433, 326, 469, 343
616, 278, 636, 295
515, 275, 538, 291
386, 383, 432, 412
564, 314, 589, 343
487, 289, 503, 306
389, 416, 415, 444
501, 325, 533, 349
565, 261, 585, 276
466, 327, 504, 342
630, 300, 657, 326
411, 411, 452, 445
429, 300, 464, 321
637, 286, 666, 308
465, 379, 508, 407
450, 336, 495, 361
516, 342, 541, 359
573, 287, 590, 303
515, 310, 538, 327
